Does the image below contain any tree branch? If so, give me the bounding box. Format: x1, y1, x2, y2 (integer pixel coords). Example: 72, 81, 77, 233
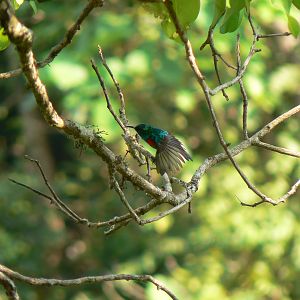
236, 34, 249, 139
0, 264, 178, 300
0, 272, 19, 300
253, 141, 300, 158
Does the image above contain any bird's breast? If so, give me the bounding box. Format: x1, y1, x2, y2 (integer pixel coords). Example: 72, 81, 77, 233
146, 138, 157, 149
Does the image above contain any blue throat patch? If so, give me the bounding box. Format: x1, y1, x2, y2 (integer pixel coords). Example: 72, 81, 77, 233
135, 124, 168, 144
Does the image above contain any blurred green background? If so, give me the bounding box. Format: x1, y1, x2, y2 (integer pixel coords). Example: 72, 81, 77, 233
0, 0, 299, 299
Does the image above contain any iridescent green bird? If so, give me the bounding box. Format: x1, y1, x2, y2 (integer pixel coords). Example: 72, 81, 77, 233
128, 124, 192, 175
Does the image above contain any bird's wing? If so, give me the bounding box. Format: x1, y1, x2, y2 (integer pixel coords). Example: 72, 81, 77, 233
155, 135, 192, 175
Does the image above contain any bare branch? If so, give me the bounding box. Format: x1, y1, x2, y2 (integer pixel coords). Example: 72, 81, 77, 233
253, 141, 300, 158
90, 57, 154, 166
141, 195, 192, 225
108, 164, 142, 224
8, 177, 90, 224
0, 0, 104, 80
208, 28, 230, 101
91, 59, 127, 132
236, 34, 249, 139
97, 45, 127, 125
255, 105, 300, 139
258, 32, 291, 39
0, 272, 20, 300
240, 179, 300, 207
210, 44, 260, 95
0, 264, 178, 300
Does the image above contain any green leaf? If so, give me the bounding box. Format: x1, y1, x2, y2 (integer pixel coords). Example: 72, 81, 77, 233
142, 2, 168, 21
280, 0, 292, 13
229, 0, 246, 11
173, 0, 200, 28
219, 0, 247, 34
245, 0, 252, 11
288, 15, 300, 37
29, 0, 38, 14
292, 0, 300, 9
142, 0, 200, 41
220, 7, 244, 33
12, 0, 24, 10
271, 0, 293, 13
0, 28, 10, 51
210, 0, 226, 28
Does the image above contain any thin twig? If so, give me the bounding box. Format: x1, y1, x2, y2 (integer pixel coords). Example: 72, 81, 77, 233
114, 180, 142, 224
91, 59, 126, 132
248, 13, 257, 36
258, 32, 291, 39
236, 34, 249, 139
240, 179, 300, 207
97, 45, 127, 124
24, 155, 86, 222
91, 56, 153, 166
108, 164, 142, 224
253, 141, 300, 158
8, 178, 87, 224
10, 156, 165, 231
0, 264, 178, 300
210, 43, 260, 95
141, 195, 192, 225
94, 47, 155, 165
207, 28, 231, 101
255, 105, 300, 139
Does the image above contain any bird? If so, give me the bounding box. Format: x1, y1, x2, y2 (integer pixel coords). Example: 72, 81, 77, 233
127, 123, 192, 175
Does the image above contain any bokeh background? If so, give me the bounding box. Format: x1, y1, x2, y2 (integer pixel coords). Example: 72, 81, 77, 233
0, 0, 299, 299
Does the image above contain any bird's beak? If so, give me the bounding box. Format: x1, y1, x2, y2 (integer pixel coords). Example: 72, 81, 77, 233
126, 125, 135, 129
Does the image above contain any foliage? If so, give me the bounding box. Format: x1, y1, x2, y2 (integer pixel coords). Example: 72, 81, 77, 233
0, 0, 299, 299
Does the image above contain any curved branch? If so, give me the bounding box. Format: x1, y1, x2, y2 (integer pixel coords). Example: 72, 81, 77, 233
0, 264, 178, 300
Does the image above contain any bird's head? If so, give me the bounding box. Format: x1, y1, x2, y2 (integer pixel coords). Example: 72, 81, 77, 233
127, 123, 151, 140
